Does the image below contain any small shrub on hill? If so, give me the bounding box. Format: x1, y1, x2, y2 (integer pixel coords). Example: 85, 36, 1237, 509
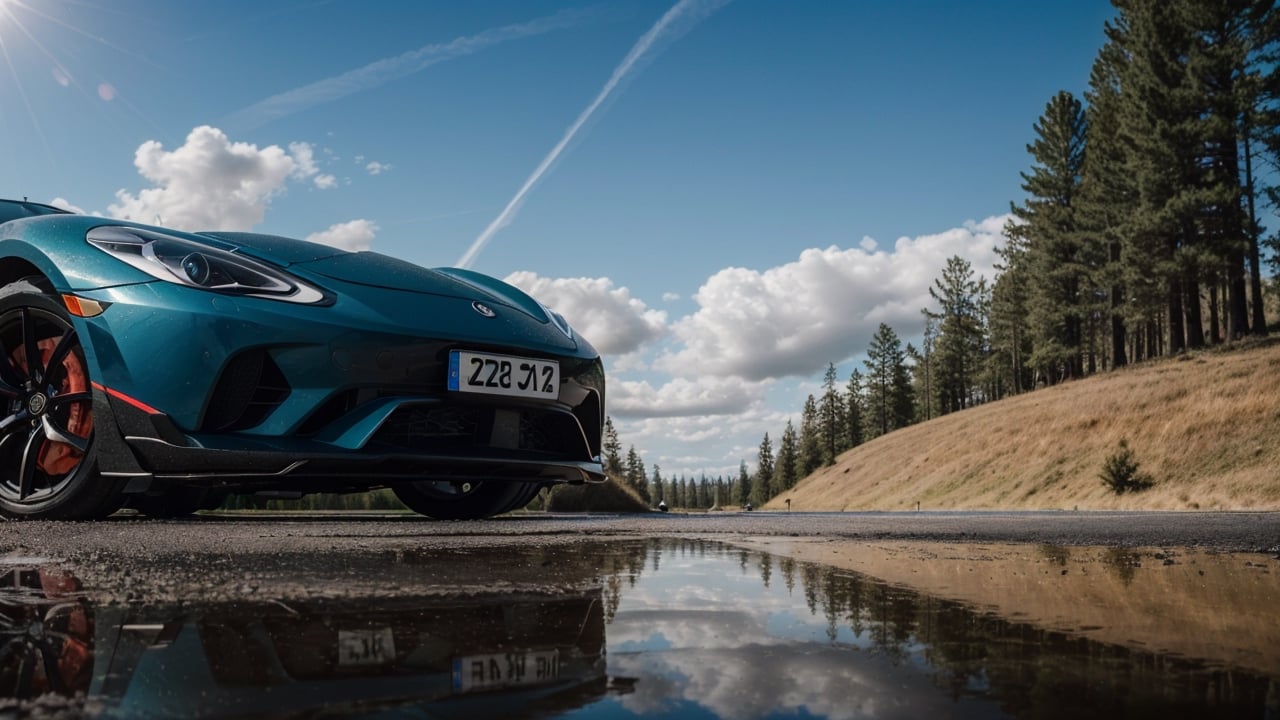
1100, 439, 1155, 494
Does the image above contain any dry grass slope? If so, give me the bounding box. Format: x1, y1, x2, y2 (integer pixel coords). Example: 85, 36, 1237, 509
767, 339, 1280, 511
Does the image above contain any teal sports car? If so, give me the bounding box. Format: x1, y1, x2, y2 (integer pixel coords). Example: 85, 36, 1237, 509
0, 199, 605, 520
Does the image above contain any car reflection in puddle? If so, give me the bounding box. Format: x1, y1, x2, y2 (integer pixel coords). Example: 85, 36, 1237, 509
1, 540, 1278, 718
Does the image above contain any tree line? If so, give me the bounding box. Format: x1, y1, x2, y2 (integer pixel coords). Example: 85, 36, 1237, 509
1001, 0, 1278, 381
631, 0, 1280, 510
264, 2, 1280, 513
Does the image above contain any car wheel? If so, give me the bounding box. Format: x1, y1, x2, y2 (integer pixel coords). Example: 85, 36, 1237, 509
497, 483, 542, 515
393, 479, 527, 520
0, 281, 119, 520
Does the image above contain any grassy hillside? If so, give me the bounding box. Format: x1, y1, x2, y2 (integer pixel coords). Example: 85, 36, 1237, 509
766, 339, 1280, 511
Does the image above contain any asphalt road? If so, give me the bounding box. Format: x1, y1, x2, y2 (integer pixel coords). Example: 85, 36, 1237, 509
2, 510, 1277, 604
6, 509, 1280, 555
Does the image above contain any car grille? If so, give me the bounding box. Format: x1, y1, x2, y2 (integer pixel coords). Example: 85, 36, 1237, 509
375, 406, 482, 451
370, 404, 588, 460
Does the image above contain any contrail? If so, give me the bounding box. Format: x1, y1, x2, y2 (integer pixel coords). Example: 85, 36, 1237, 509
457, 0, 731, 269
227, 8, 593, 131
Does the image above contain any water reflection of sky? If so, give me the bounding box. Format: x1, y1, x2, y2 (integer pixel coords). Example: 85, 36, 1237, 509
4, 539, 1277, 718
575, 543, 1009, 720
570, 541, 1278, 720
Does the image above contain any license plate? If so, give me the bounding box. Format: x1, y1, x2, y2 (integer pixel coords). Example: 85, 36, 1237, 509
448, 351, 559, 400
452, 649, 560, 693
338, 628, 396, 667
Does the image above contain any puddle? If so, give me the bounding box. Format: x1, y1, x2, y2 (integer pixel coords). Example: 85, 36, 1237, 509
0, 540, 1276, 718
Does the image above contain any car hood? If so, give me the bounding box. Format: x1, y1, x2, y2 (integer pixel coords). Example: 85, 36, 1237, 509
199, 231, 550, 322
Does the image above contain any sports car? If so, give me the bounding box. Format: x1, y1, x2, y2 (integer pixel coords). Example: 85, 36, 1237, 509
0, 198, 605, 520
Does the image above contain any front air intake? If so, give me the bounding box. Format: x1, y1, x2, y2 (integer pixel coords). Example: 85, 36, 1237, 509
201, 350, 291, 431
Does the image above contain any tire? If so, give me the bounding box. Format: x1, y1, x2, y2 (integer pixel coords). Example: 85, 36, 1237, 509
497, 483, 542, 515
0, 281, 120, 520
393, 479, 528, 520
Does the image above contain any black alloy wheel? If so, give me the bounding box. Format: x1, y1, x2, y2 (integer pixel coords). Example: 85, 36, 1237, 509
0, 282, 118, 519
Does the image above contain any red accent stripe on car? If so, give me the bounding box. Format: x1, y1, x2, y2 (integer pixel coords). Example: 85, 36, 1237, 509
91, 382, 162, 415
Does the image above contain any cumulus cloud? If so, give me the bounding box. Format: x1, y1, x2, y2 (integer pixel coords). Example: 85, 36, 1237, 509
306, 219, 377, 251
108, 126, 312, 231
608, 377, 761, 419
285, 141, 337, 189
606, 550, 981, 720
503, 272, 667, 356
657, 215, 1008, 381
365, 161, 391, 175
48, 197, 85, 214
616, 402, 789, 477
288, 141, 319, 179
662, 292, 681, 302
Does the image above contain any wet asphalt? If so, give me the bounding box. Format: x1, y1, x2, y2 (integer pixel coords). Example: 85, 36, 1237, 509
5, 509, 1280, 555
1, 510, 1276, 604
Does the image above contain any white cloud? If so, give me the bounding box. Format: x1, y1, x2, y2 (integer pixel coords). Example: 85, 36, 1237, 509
609, 377, 761, 419
286, 141, 337, 189
611, 397, 789, 477
288, 141, 319, 179
365, 161, 391, 175
108, 126, 310, 231
656, 215, 1007, 381
306, 219, 377, 251
504, 272, 667, 356
859, 235, 877, 251
662, 292, 681, 302
48, 197, 85, 214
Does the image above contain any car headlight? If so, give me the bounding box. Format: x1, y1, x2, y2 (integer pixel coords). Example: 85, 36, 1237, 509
87, 226, 328, 305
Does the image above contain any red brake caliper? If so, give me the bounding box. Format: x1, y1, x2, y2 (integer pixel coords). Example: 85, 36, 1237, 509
10, 337, 93, 475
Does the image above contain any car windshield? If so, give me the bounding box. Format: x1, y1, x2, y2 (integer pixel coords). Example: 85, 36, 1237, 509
0, 199, 70, 225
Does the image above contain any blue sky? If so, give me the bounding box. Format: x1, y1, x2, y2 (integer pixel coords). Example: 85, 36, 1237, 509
0, 0, 1116, 480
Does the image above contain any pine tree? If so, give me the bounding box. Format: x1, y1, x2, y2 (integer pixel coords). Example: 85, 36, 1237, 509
798, 394, 823, 476
817, 363, 846, 464
863, 323, 914, 437
776, 420, 799, 491
1245, 1, 1278, 328
929, 256, 985, 411
1010, 90, 1096, 381
620, 449, 649, 502
751, 433, 775, 506
1115, 0, 1208, 353
603, 417, 623, 475
845, 370, 866, 447
624, 446, 641, 487
736, 461, 751, 507
650, 465, 664, 504
1079, 36, 1135, 368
